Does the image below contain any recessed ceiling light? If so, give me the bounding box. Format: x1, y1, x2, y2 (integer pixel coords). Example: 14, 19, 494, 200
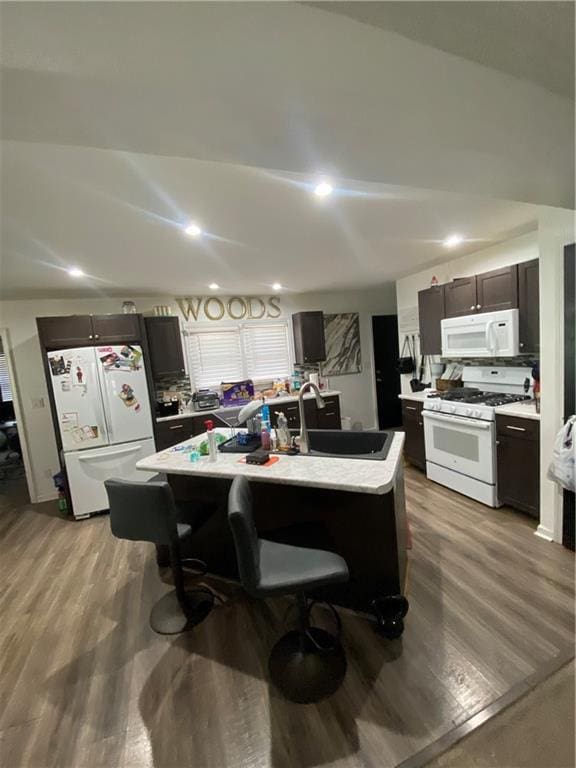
314, 181, 333, 198
272, 282, 282, 291
184, 222, 202, 238
67, 267, 84, 278
209, 283, 219, 290
444, 234, 464, 248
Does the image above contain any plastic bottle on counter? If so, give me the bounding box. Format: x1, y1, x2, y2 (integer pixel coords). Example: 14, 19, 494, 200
275, 411, 291, 451
204, 419, 218, 462
260, 403, 272, 450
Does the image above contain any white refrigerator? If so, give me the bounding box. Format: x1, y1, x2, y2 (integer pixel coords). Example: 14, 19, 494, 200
47, 344, 156, 519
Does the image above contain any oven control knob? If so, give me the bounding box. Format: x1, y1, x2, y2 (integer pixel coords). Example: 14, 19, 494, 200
473, 409, 482, 418
449, 405, 457, 414
465, 408, 473, 416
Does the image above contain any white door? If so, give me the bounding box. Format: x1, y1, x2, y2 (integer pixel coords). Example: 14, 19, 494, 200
423, 411, 496, 484
47, 347, 108, 451
95, 345, 154, 445
64, 438, 156, 518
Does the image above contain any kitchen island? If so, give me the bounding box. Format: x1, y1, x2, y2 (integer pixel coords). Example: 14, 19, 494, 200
137, 429, 409, 636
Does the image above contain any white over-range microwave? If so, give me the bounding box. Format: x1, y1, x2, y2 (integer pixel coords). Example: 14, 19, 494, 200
441, 308, 519, 358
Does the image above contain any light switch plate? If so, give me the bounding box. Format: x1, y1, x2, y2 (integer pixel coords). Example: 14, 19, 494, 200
31, 397, 45, 409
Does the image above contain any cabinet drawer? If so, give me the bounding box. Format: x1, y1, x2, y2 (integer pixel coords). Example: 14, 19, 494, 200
496, 415, 539, 441
155, 417, 196, 450
401, 400, 423, 415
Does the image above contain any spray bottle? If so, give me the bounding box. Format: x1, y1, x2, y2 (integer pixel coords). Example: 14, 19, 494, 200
204, 419, 218, 462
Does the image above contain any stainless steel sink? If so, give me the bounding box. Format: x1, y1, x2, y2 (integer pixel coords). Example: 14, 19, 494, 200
289, 429, 393, 461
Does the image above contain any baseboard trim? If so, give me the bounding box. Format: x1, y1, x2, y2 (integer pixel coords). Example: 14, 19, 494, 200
535, 524, 554, 542
35, 492, 58, 504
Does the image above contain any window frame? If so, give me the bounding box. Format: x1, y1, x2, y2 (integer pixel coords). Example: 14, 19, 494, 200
183, 318, 294, 390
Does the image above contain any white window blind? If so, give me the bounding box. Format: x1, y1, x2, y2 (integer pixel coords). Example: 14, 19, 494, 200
187, 329, 244, 389
0, 354, 12, 402
186, 322, 292, 388
242, 324, 291, 381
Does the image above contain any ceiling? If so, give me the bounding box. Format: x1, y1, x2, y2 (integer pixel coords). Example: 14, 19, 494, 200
0, 2, 570, 299
1, 141, 538, 299
309, 2, 574, 99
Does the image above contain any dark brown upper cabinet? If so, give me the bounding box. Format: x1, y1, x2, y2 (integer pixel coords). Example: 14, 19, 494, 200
444, 276, 478, 318
475, 265, 518, 313
144, 316, 186, 378
91, 314, 141, 344
37, 314, 143, 349
37, 315, 95, 349
292, 311, 326, 365
518, 259, 540, 353
418, 285, 445, 354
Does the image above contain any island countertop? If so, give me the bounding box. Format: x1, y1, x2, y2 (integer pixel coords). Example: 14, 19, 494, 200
137, 428, 405, 495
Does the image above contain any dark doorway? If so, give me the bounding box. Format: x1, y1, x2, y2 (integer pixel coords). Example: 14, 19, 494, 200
372, 316, 402, 429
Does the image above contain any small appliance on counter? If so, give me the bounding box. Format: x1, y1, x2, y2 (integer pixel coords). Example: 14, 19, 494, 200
156, 399, 180, 417
192, 389, 221, 411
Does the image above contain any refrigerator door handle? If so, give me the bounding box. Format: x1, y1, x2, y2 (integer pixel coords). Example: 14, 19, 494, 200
78, 444, 144, 461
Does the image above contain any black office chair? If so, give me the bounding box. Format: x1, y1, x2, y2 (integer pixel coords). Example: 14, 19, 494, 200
105, 478, 215, 635
228, 475, 350, 703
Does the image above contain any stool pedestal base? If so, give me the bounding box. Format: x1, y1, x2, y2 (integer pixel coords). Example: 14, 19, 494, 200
150, 590, 214, 635
268, 628, 347, 704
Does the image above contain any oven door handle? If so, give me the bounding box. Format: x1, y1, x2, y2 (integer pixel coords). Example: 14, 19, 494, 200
423, 412, 492, 430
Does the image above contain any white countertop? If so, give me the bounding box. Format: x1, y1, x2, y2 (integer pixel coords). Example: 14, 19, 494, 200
156, 390, 342, 423
137, 427, 404, 495
398, 391, 437, 403
494, 400, 540, 421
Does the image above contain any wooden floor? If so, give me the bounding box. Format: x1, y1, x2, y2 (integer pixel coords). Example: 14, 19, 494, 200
1, 467, 574, 768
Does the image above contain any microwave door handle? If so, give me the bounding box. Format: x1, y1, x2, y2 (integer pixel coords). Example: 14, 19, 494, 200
485, 320, 496, 355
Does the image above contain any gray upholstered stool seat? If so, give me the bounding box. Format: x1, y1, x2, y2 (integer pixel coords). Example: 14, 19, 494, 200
257, 540, 348, 596
105, 478, 215, 635
228, 475, 349, 703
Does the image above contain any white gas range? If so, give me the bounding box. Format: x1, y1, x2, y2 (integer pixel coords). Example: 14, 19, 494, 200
423, 367, 532, 507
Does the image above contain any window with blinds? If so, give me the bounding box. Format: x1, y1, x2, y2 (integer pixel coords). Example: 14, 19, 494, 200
0, 353, 13, 402
186, 323, 291, 389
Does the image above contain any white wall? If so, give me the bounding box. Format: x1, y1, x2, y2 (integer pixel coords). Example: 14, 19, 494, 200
395, 231, 539, 393
536, 208, 575, 542
0, 285, 396, 502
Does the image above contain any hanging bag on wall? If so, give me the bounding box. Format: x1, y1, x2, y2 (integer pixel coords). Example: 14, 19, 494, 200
548, 417, 576, 492
397, 335, 415, 374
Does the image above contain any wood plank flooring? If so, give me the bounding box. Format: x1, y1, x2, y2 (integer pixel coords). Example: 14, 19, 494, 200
0, 467, 574, 768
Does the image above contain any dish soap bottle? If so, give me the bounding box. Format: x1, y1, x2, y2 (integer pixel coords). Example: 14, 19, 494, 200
204, 419, 218, 462
275, 411, 291, 452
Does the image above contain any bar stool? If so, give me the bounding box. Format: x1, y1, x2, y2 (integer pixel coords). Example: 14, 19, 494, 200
228, 475, 350, 703
105, 478, 215, 635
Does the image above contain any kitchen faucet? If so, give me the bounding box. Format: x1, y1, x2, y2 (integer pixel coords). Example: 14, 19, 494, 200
298, 381, 326, 454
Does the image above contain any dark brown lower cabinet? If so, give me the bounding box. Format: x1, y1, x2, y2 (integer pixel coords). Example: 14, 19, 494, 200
496, 414, 540, 518
156, 396, 342, 451
401, 401, 425, 470
316, 395, 341, 429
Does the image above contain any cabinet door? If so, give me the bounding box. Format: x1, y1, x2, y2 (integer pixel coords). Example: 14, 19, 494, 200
518, 259, 540, 353
283, 402, 301, 429
292, 312, 326, 364
444, 277, 477, 318
92, 314, 141, 344
36, 315, 94, 348
401, 402, 425, 469
418, 285, 445, 355
476, 265, 518, 313
316, 395, 341, 429
144, 317, 186, 377
496, 433, 539, 517
155, 417, 196, 451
